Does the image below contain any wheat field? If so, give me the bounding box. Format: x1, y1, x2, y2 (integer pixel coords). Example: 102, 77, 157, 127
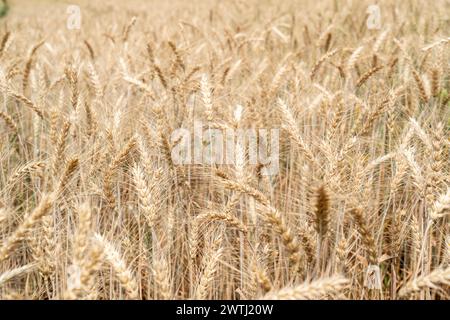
0, 0, 449, 300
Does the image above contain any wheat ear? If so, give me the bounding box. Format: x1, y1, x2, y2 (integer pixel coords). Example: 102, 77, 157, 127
65, 203, 102, 299
103, 137, 136, 206
7, 161, 45, 187
0, 31, 10, 58
0, 264, 37, 287
8, 91, 44, 119
429, 187, 450, 220
0, 194, 54, 262
132, 165, 158, 228
219, 176, 305, 264
0, 111, 17, 132
350, 208, 378, 264
263, 276, 349, 300
399, 267, 450, 297
310, 49, 338, 79
195, 240, 223, 299
314, 185, 330, 240
196, 211, 247, 234
152, 254, 172, 300
94, 233, 139, 299
278, 98, 315, 164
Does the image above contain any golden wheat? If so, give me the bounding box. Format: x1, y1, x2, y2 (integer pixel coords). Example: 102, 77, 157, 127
0, 0, 448, 300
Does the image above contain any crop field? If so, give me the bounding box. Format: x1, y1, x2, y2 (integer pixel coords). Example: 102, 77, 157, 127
0, 0, 449, 300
